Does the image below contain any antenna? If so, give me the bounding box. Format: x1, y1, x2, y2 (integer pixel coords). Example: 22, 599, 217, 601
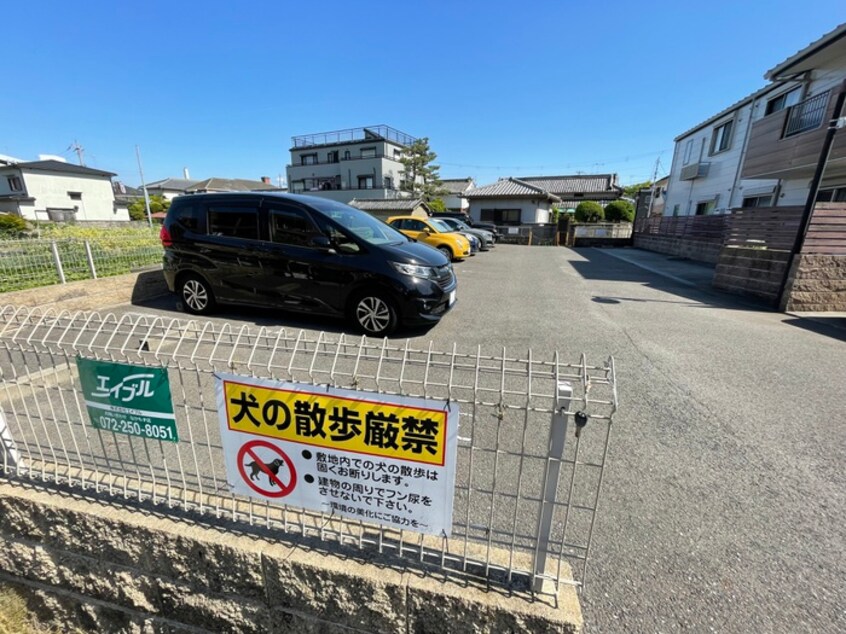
68, 140, 85, 166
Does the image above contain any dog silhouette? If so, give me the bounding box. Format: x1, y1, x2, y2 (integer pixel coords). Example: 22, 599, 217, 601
246, 458, 286, 486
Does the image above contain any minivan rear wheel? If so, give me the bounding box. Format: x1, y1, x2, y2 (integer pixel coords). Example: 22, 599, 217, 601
179, 273, 216, 315
351, 291, 398, 337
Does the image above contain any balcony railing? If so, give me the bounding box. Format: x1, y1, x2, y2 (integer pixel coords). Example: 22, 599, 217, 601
289, 180, 403, 194
783, 91, 829, 138
291, 125, 416, 149
287, 152, 402, 168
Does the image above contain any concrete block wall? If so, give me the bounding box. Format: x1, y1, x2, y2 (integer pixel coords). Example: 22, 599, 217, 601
633, 234, 722, 264
0, 483, 582, 633
712, 247, 791, 305
783, 254, 846, 311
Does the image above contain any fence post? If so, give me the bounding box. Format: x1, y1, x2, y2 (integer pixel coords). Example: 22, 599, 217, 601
84, 240, 98, 279
532, 380, 572, 592
50, 240, 66, 284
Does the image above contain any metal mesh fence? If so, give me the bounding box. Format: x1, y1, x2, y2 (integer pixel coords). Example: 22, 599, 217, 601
0, 238, 162, 293
0, 306, 618, 593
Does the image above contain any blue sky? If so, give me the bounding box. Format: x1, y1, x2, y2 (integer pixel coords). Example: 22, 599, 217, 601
2, 2, 843, 188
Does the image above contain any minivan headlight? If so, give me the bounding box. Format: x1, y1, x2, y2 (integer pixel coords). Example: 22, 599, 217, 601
390, 261, 436, 279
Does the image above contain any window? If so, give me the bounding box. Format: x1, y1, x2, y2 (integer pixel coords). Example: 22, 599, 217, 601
301, 154, 317, 165
742, 195, 774, 208
683, 139, 694, 165
393, 149, 402, 160
207, 206, 259, 240
360, 147, 377, 159
710, 120, 733, 154
68, 191, 82, 200
384, 176, 393, 190
672, 204, 680, 217
173, 204, 203, 231
695, 200, 716, 216
816, 187, 846, 203
344, 150, 350, 160
327, 151, 339, 163
358, 175, 374, 189
765, 87, 801, 115
7, 176, 22, 192
480, 209, 521, 225
269, 207, 319, 247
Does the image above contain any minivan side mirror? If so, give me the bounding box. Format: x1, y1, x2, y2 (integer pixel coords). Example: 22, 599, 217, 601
311, 236, 336, 252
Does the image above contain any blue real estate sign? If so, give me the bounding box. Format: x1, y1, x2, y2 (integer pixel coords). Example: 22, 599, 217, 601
76, 357, 178, 443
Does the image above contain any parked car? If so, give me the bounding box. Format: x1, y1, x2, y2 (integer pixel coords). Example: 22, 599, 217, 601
386, 216, 471, 261
160, 193, 457, 336
431, 212, 500, 242
435, 216, 494, 250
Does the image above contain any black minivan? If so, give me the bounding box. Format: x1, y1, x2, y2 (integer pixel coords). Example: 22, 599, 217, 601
160, 192, 457, 336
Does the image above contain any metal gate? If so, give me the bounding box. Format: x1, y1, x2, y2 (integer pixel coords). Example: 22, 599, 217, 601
0, 305, 617, 594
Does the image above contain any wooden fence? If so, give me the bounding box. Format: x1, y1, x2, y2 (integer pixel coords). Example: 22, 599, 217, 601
635, 203, 846, 255
634, 215, 728, 244
803, 202, 846, 255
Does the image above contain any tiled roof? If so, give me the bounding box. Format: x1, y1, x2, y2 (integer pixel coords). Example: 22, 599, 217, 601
517, 174, 621, 195
146, 178, 198, 191
463, 178, 561, 201
10, 160, 115, 178
349, 198, 428, 211
440, 178, 475, 194
186, 178, 279, 192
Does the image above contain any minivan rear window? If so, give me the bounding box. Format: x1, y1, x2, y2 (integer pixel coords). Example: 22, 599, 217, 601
208, 207, 259, 240
172, 204, 202, 231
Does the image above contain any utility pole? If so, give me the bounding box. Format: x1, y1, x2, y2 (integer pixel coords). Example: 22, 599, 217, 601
646, 156, 662, 217
68, 140, 85, 166
135, 145, 153, 228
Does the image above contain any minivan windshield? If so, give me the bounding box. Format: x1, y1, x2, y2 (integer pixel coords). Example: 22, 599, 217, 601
308, 199, 408, 246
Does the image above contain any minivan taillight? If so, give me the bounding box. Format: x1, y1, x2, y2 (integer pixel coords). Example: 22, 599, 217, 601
160, 226, 173, 247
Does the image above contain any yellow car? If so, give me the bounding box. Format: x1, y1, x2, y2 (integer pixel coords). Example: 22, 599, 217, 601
386, 216, 471, 261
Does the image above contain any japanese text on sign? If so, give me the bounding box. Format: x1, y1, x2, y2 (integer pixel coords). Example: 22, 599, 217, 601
222, 380, 447, 465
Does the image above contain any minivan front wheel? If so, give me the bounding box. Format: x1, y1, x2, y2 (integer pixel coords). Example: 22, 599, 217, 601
352, 292, 398, 337
179, 274, 216, 315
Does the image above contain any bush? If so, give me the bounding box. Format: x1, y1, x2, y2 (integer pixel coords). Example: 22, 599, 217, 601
427, 198, 446, 213
0, 213, 28, 237
604, 200, 635, 223
574, 201, 604, 223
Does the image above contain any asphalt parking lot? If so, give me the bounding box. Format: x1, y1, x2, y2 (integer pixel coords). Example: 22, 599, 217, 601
108, 245, 845, 632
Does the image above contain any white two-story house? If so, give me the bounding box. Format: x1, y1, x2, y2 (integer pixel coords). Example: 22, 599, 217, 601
0, 159, 127, 221
286, 125, 416, 204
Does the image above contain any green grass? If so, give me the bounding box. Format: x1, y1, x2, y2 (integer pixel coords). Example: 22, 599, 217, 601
0, 226, 163, 293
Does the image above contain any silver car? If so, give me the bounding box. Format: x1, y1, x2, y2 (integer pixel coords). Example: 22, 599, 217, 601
435, 217, 495, 250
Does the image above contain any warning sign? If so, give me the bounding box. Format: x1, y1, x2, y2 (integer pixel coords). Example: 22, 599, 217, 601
215, 373, 458, 536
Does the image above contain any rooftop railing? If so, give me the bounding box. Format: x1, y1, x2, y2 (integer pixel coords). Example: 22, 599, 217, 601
292, 126, 416, 149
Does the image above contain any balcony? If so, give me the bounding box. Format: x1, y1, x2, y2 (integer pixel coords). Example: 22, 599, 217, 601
742, 87, 846, 180
289, 177, 402, 194
291, 125, 416, 149
286, 152, 400, 169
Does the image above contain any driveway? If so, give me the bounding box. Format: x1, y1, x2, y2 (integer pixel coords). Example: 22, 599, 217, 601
116, 245, 846, 632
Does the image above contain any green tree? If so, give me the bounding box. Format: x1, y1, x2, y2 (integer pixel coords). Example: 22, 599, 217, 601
0, 213, 28, 236
128, 195, 170, 222
574, 201, 604, 223
399, 138, 448, 201
622, 180, 652, 199
604, 200, 635, 222
427, 198, 446, 213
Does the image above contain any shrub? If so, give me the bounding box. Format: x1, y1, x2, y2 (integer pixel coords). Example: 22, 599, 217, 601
0, 213, 28, 237
574, 201, 604, 223
427, 198, 446, 213
604, 200, 635, 222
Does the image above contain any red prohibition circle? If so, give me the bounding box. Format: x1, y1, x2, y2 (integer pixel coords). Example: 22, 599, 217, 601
236, 439, 297, 498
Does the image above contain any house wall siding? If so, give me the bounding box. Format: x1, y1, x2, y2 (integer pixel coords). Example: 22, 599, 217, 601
467, 199, 551, 224
15, 171, 125, 221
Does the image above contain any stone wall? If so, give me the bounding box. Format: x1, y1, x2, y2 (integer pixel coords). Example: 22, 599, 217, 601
783, 254, 846, 311
712, 247, 791, 305
633, 234, 722, 264
0, 483, 582, 633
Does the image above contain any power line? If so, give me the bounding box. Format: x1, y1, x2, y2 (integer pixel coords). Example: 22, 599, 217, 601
437, 148, 671, 172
